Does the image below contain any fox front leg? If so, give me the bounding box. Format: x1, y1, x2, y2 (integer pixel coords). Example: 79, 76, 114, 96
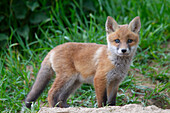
94, 75, 107, 107
107, 80, 119, 106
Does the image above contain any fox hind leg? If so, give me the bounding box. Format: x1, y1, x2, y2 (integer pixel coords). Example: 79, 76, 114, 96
58, 79, 81, 107
48, 74, 80, 107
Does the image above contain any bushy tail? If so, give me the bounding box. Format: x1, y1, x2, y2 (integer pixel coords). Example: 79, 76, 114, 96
25, 60, 54, 109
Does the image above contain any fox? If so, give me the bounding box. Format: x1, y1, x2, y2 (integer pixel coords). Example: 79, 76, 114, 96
25, 16, 141, 108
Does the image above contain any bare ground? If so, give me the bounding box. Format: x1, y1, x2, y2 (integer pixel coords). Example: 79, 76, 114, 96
38, 104, 170, 113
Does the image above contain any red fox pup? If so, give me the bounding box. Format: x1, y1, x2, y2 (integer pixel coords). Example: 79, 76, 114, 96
25, 16, 141, 108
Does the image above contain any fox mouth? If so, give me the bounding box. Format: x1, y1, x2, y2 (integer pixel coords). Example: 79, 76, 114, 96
116, 52, 130, 56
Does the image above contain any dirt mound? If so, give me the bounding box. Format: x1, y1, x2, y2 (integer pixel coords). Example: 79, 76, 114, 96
38, 104, 170, 113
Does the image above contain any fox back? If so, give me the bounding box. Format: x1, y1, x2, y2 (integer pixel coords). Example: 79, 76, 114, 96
25, 16, 141, 109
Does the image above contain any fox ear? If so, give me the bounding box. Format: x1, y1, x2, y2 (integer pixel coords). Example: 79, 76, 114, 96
128, 16, 141, 34
105, 16, 119, 35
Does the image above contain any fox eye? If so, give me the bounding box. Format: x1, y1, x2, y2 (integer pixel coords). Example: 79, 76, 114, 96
127, 39, 133, 43
114, 39, 120, 43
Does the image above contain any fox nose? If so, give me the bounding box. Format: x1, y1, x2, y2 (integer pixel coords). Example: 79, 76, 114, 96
121, 49, 127, 53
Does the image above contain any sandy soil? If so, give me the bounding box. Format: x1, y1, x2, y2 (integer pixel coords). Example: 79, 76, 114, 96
38, 104, 170, 113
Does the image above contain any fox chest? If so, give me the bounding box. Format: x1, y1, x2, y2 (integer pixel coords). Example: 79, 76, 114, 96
106, 58, 131, 84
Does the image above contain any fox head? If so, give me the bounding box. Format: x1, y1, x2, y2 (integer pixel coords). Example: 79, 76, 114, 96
106, 16, 141, 57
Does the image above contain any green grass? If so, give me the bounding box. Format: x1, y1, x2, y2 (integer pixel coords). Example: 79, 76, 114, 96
0, 0, 170, 112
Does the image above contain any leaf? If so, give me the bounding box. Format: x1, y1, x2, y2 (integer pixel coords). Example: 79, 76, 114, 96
83, 0, 96, 12
12, 0, 27, 19
16, 25, 29, 40
0, 16, 4, 22
29, 12, 48, 24
158, 83, 170, 93
64, 36, 72, 41
0, 34, 8, 41
26, 1, 39, 11
0, 34, 8, 48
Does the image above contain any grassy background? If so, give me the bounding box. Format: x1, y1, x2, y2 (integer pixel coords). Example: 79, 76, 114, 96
0, 0, 169, 112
